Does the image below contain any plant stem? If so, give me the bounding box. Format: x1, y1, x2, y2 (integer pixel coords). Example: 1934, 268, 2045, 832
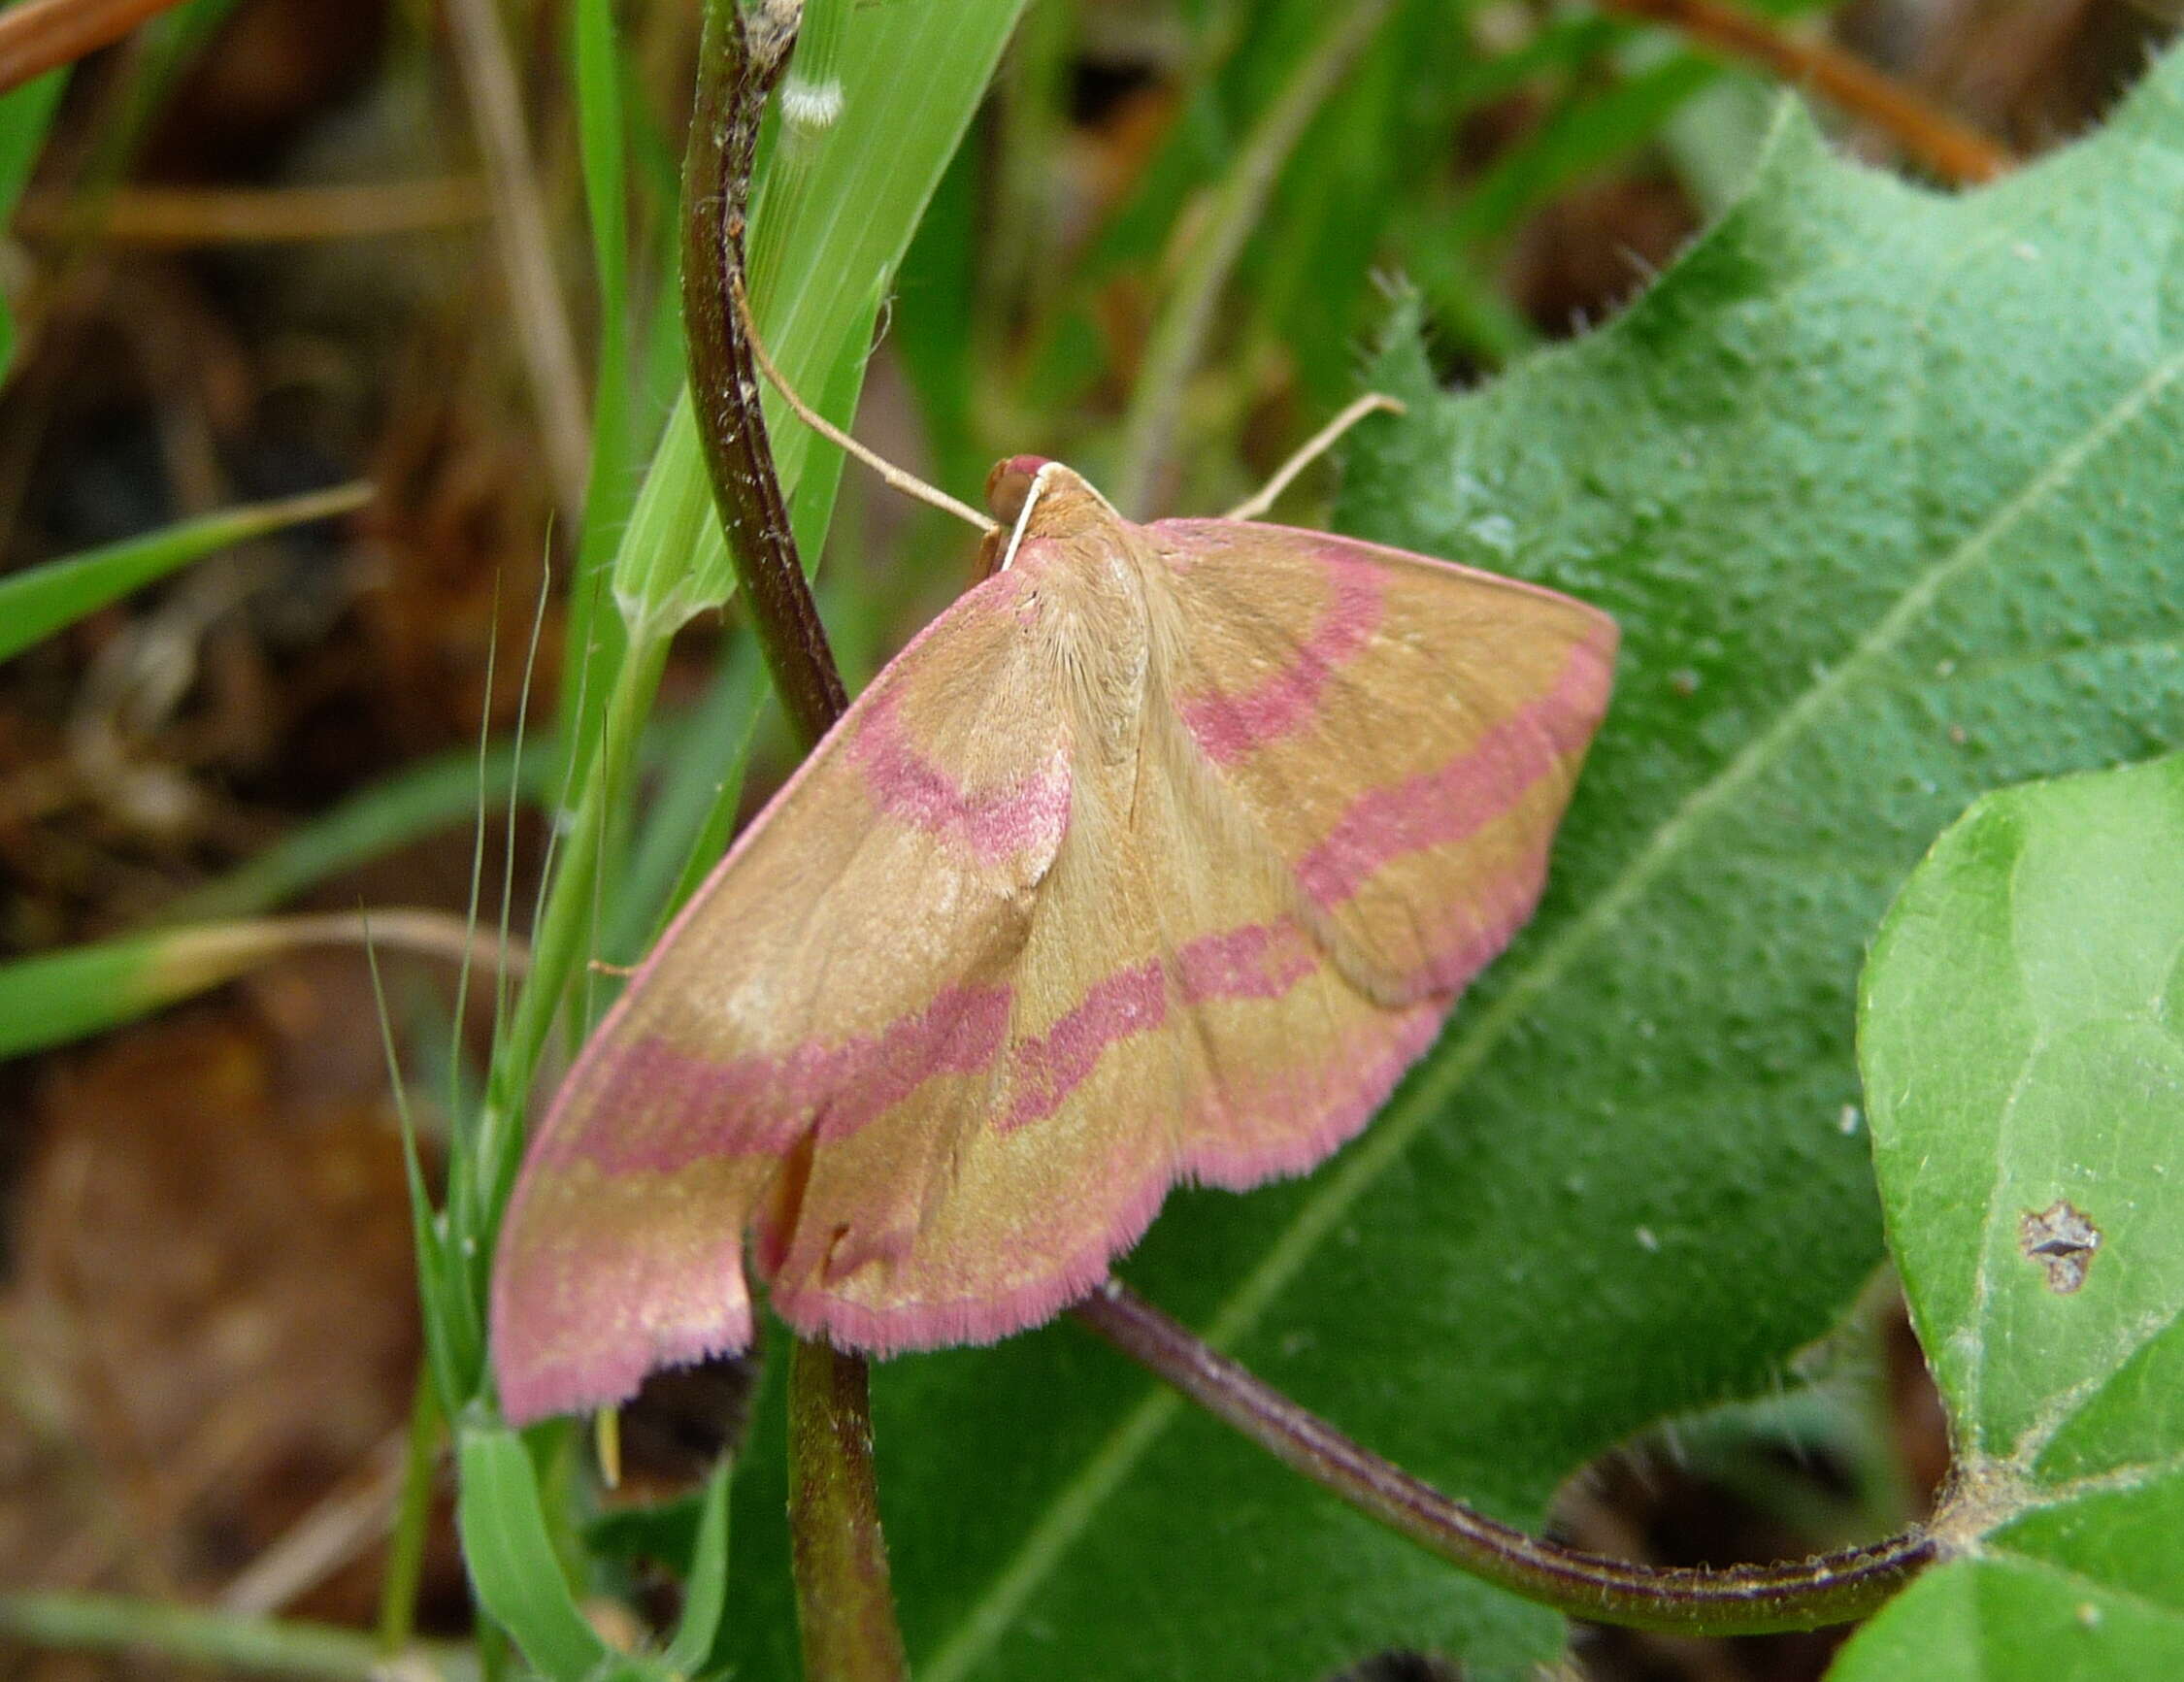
788, 1338, 912, 1681
376, 1369, 443, 1653
0, 1592, 464, 1681
0, 0, 187, 94
486, 627, 667, 1128
682, 6, 905, 1678
1073, 1280, 1933, 1635
1597, 0, 2011, 185
683, 0, 848, 747
1110, 0, 1395, 518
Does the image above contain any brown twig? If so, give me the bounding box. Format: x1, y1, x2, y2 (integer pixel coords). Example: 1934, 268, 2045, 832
1597, 0, 2012, 185
682, 5, 902, 1679
446, 0, 593, 528
1073, 1280, 1935, 1634
0, 0, 185, 93
14, 179, 488, 246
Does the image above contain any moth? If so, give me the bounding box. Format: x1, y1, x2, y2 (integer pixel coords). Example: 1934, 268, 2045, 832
492, 452, 1616, 1425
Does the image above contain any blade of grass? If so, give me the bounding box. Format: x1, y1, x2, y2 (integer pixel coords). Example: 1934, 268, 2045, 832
0, 482, 368, 664
0, 1592, 468, 1681
453, 1424, 609, 1681
558, 0, 640, 788
663, 1457, 735, 1673
0, 910, 524, 1062
447, 0, 590, 523
365, 929, 471, 1430
376, 1370, 444, 1653
0, 30, 66, 373
607, 0, 1028, 639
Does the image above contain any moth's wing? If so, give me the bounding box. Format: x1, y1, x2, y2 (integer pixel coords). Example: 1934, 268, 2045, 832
1152, 518, 1616, 1005
764, 687, 1447, 1352
490, 568, 1071, 1423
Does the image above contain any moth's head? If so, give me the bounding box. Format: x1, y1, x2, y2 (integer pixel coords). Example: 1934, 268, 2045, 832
983, 455, 1053, 527
976, 456, 1119, 580
978, 455, 1059, 580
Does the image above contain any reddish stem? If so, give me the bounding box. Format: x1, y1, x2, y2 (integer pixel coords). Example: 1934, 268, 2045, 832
1598, 0, 2011, 185
0, 0, 189, 94
1074, 1280, 1934, 1634
681, 6, 902, 1680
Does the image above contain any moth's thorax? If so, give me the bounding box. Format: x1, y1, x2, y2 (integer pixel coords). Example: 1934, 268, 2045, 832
1000, 462, 1158, 764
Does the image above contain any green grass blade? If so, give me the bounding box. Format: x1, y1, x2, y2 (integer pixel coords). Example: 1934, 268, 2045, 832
608, 0, 1028, 634
0, 1592, 465, 1682
454, 1423, 610, 1682
558, 0, 641, 785
0, 922, 299, 1061
664, 1458, 735, 1674
152, 739, 544, 925
0, 55, 66, 374
0, 483, 369, 666
0, 911, 504, 1063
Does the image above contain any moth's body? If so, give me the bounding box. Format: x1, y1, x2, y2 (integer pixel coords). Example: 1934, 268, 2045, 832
494, 460, 1616, 1423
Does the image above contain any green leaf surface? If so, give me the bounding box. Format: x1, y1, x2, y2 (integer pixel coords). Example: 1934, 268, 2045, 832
1833, 755, 2184, 1677
723, 51, 2184, 1682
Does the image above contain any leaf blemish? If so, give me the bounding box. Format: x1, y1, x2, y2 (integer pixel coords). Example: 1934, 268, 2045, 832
2019, 1200, 2101, 1294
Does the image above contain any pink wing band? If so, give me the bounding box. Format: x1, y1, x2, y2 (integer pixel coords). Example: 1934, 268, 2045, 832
846, 687, 1073, 865
1178, 548, 1385, 765
544, 983, 1016, 1177
1002, 922, 1322, 1130
557, 917, 1339, 1173
1296, 638, 1611, 911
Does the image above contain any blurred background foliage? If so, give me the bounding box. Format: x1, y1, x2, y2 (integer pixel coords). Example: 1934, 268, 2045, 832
0, 1, 2171, 1679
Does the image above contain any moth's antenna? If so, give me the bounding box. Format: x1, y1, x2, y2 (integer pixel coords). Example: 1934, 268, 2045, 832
731, 272, 999, 535
1224, 392, 1407, 522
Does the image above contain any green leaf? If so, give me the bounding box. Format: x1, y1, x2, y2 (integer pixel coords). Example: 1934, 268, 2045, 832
723, 51, 2184, 1682
0, 484, 368, 666
608, 0, 1027, 632
1832, 754, 2184, 1677
455, 1422, 611, 1681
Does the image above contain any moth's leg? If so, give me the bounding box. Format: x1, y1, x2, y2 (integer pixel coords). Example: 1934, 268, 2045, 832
1224, 392, 1406, 522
